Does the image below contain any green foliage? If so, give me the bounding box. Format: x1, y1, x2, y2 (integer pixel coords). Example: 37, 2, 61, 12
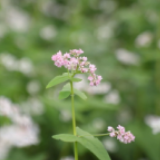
46, 73, 69, 89
53, 127, 111, 160
71, 77, 82, 82
59, 83, 87, 100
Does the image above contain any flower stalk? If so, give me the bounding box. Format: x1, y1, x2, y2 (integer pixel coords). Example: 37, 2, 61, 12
70, 80, 78, 160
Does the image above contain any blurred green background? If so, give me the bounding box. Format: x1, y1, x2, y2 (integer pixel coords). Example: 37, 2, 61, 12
0, 0, 160, 160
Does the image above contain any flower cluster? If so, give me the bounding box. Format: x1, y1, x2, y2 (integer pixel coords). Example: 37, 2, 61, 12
108, 125, 135, 144
51, 49, 102, 86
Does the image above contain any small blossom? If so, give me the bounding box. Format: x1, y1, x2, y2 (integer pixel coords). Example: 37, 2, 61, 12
108, 126, 114, 132
51, 49, 102, 86
89, 64, 97, 73
108, 125, 135, 144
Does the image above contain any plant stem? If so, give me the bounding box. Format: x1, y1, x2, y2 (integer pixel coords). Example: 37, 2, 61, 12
78, 133, 110, 138
70, 81, 78, 160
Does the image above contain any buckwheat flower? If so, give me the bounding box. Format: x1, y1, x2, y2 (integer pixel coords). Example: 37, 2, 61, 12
117, 125, 125, 135
108, 125, 135, 144
80, 68, 88, 73
67, 58, 78, 70
89, 64, 97, 73
70, 49, 84, 56
51, 51, 64, 67
63, 53, 70, 59
110, 132, 116, 137
81, 57, 87, 61
88, 76, 94, 81
108, 126, 114, 132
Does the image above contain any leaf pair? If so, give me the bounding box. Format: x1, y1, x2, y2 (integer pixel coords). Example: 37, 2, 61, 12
59, 83, 87, 100
46, 73, 87, 100
53, 127, 111, 160
46, 73, 82, 89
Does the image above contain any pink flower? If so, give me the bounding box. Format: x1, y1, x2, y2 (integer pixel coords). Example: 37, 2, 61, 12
108, 126, 114, 132
88, 76, 94, 81
63, 53, 70, 59
51, 49, 102, 86
82, 57, 87, 61
81, 68, 88, 73
110, 132, 116, 137
70, 49, 84, 56
108, 125, 135, 144
67, 58, 78, 70
117, 125, 125, 135
89, 64, 97, 73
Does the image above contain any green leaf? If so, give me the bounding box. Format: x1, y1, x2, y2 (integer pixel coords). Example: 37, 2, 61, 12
77, 127, 111, 160
46, 73, 69, 88
59, 90, 70, 99
74, 89, 87, 100
60, 83, 87, 100
52, 134, 78, 142
71, 77, 82, 82
52, 128, 111, 160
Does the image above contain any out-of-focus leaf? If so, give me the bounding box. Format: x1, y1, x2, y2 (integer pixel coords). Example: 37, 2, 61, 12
71, 77, 82, 82
59, 90, 70, 99
76, 127, 111, 160
46, 73, 69, 88
52, 134, 78, 142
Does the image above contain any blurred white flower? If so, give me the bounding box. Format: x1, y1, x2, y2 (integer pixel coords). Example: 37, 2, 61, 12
0, 24, 7, 38
40, 25, 57, 40
60, 156, 74, 160
59, 110, 71, 122
92, 118, 106, 131
117, 109, 132, 123
104, 90, 120, 104
0, 53, 35, 76
0, 53, 18, 71
6, 8, 30, 32
97, 24, 113, 41
27, 80, 41, 95
103, 138, 118, 153
0, 96, 19, 118
99, 0, 117, 13
135, 31, 153, 47
18, 58, 34, 76
0, 124, 39, 147
74, 75, 111, 95
86, 82, 111, 95
145, 115, 160, 134
115, 49, 140, 65
0, 140, 11, 160
0, 96, 40, 158
21, 98, 44, 115
157, 39, 160, 49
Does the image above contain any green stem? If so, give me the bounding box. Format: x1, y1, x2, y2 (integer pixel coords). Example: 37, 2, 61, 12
78, 133, 110, 138
70, 81, 78, 160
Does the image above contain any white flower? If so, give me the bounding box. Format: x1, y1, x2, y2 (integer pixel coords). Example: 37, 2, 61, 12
145, 115, 160, 134
60, 156, 74, 160
21, 98, 44, 115
135, 31, 153, 47
0, 140, 11, 160
0, 53, 18, 71
157, 39, 160, 49
18, 58, 34, 76
104, 90, 120, 104
103, 138, 118, 153
59, 110, 71, 122
74, 75, 111, 95
115, 49, 140, 65
40, 25, 57, 40
6, 7, 30, 32
27, 80, 41, 95
92, 118, 105, 131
